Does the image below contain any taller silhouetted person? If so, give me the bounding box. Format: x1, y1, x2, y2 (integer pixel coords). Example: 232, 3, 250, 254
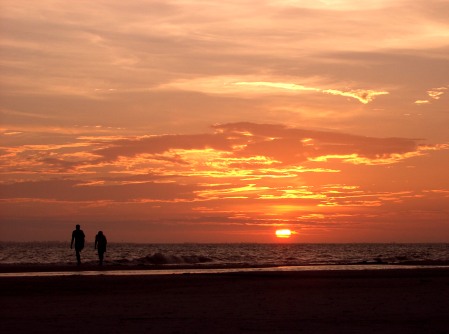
94, 231, 107, 265
71, 224, 85, 265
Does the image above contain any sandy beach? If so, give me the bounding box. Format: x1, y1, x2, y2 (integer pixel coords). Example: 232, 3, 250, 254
1, 268, 449, 333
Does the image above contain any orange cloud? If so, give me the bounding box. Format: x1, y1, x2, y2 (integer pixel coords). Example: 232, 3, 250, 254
1, 122, 432, 183
415, 86, 447, 104
234, 81, 389, 104
1, 122, 448, 242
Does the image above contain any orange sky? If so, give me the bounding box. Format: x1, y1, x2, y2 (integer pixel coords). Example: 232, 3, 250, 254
1, 0, 448, 242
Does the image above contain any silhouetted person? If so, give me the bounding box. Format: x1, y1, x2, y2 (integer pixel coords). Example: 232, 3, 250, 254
94, 231, 107, 265
71, 224, 85, 265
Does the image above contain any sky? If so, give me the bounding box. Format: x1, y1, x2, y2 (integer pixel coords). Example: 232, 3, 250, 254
1, 0, 448, 243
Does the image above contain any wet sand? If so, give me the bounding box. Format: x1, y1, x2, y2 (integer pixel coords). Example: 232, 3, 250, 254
1, 268, 449, 333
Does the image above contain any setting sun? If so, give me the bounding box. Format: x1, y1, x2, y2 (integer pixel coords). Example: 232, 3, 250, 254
275, 229, 292, 238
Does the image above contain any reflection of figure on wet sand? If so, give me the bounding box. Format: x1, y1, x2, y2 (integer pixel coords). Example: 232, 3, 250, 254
95, 231, 107, 265
71, 224, 85, 265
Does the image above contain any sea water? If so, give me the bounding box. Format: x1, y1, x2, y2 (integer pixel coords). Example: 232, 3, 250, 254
1, 242, 448, 268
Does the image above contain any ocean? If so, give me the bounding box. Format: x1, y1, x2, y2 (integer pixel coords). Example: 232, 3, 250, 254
1, 242, 448, 270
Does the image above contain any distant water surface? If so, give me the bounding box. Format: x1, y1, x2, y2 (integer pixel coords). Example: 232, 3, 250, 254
1, 243, 448, 269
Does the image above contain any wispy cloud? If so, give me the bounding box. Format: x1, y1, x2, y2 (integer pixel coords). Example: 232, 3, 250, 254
234, 81, 389, 104
1, 122, 433, 179
161, 77, 389, 104
415, 86, 447, 104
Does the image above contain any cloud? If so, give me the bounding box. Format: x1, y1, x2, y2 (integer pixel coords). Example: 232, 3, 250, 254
1, 123, 448, 243
415, 86, 447, 104
414, 100, 430, 105
160, 77, 389, 104
94, 134, 232, 162
1, 123, 434, 187
73, 122, 427, 168
234, 81, 389, 104
427, 87, 447, 100
1, 122, 432, 201
0, 178, 197, 202
212, 122, 421, 165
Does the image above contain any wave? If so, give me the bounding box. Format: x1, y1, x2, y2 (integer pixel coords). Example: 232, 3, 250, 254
111, 252, 449, 268
114, 252, 214, 265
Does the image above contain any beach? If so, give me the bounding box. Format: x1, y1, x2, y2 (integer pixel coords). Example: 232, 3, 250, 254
1, 268, 449, 333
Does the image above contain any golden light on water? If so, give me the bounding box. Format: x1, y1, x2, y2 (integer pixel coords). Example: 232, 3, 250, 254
275, 229, 292, 238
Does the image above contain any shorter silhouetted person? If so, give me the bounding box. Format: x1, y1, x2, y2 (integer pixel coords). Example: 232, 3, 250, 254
71, 224, 85, 265
94, 231, 107, 265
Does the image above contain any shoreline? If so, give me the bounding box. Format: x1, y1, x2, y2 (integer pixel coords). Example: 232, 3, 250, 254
1, 262, 449, 277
